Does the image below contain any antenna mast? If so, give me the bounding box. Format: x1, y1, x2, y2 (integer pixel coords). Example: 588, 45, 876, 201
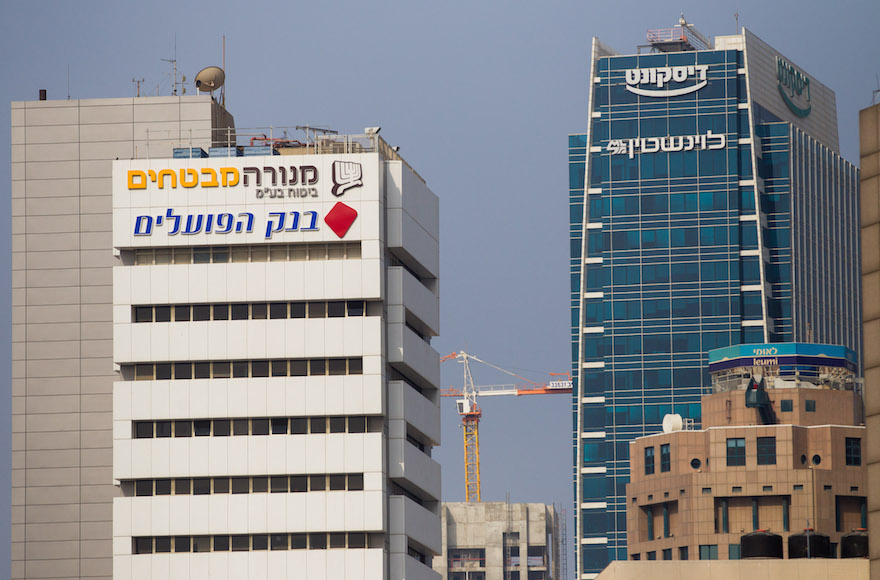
161, 34, 184, 96
132, 78, 144, 98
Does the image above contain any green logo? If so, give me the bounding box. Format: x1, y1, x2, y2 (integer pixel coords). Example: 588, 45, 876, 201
776, 57, 811, 118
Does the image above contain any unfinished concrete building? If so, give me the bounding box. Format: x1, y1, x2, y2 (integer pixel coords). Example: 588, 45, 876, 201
432, 502, 559, 580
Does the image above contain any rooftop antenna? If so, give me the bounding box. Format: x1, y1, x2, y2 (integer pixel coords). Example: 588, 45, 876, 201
735, 11, 739, 33
222, 35, 226, 107
873, 73, 880, 105
67, 64, 70, 100
161, 33, 186, 96
132, 78, 144, 97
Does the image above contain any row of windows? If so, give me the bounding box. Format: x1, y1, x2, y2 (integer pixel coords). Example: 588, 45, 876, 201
726, 436, 861, 467
129, 242, 362, 265
133, 532, 382, 554
586, 191, 753, 217
124, 473, 365, 497
643, 437, 863, 472
125, 358, 363, 381
632, 544, 749, 561
584, 295, 759, 323
583, 330, 736, 358
584, 261, 750, 288
133, 300, 372, 323
133, 415, 381, 438
779, 399, 816, 413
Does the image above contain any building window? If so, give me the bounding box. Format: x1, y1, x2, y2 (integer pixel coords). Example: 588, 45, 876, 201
805, 400, 816, 412
783, 497, 790, 531
663, 504, 670, 538
645, 447, 655, 475
719, 498, 729, 533
699, 545, 718, 560
645, 506, 654, 540
780, 399, 793, 412
662, 548, 672, 560
757, 437, 776, 465
726, 438, 745, 466
646, 551, 656, 560
660, 444, 671, 472
679, 546, 688, 560
846, 438, 861, 466
448, 548, 486, 569
729, 544, 741, 560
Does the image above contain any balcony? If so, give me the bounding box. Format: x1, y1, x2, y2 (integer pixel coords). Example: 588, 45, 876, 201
388, 495, 441, 555
386, 266, 439, 337
387, 323, 439, 390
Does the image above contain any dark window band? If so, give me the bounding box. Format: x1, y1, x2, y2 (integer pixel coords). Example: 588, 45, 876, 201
132, 415, 379, 438
124, 358, 363, 380
133, 300, 371, 323
129, 242, 361, 266
133, 532, 382, 554
125, 473, 365, 497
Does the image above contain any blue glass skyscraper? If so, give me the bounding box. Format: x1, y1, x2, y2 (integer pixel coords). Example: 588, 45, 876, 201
569, 23, 860, 577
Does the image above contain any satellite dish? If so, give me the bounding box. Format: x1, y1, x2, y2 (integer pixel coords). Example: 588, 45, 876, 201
194, 66, 225, 92
662, 414, 683, 433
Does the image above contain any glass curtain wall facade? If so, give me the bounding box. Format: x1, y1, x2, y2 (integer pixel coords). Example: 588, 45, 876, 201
569, 32, 860, 578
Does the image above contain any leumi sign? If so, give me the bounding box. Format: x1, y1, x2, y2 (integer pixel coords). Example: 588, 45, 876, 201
625, 64, 709, 97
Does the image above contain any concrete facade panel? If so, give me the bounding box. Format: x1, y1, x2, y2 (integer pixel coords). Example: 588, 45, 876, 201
25, 268, 81, 287
24, 143, 80, 162
25, 160, 79, 180
24, 106, 80, 126
78, 102, 134, 123
79, 123, 134, 143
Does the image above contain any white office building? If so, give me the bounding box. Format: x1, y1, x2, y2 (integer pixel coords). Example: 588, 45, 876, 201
109, 129, 442, 578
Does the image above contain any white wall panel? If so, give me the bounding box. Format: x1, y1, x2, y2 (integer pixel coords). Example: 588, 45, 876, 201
116, 317, 383, 364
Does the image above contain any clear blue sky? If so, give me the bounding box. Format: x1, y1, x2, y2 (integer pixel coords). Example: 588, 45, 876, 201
1, 0, 878, 574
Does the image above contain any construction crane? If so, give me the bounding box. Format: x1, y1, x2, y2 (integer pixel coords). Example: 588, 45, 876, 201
440, 351, 573, 502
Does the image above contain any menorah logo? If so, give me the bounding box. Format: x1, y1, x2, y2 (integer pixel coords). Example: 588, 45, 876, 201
331, 161, 363, 197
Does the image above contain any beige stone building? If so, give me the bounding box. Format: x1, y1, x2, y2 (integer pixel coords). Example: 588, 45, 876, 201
432, 502, 559, 580
10, 94, 233, 579
625, 343, 865, 561
859, 102, 880, 580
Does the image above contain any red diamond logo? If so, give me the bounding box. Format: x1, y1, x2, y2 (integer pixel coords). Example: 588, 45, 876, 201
324, 202, 358, 238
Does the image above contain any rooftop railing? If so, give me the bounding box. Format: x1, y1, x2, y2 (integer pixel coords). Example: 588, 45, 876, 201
646, 26, 711, 51
139, 125, 426, 184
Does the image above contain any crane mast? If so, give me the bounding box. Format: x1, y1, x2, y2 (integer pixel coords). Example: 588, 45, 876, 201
453, 351, 482, 502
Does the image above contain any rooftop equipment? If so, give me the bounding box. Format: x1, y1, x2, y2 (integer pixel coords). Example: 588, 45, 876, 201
788, 529, 832, 558
740, 530, 783, 559
646, 14, 712, 52
841, 529, 868, 558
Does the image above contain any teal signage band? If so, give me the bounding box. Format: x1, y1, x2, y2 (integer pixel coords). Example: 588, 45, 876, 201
776, 56, 812, 117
